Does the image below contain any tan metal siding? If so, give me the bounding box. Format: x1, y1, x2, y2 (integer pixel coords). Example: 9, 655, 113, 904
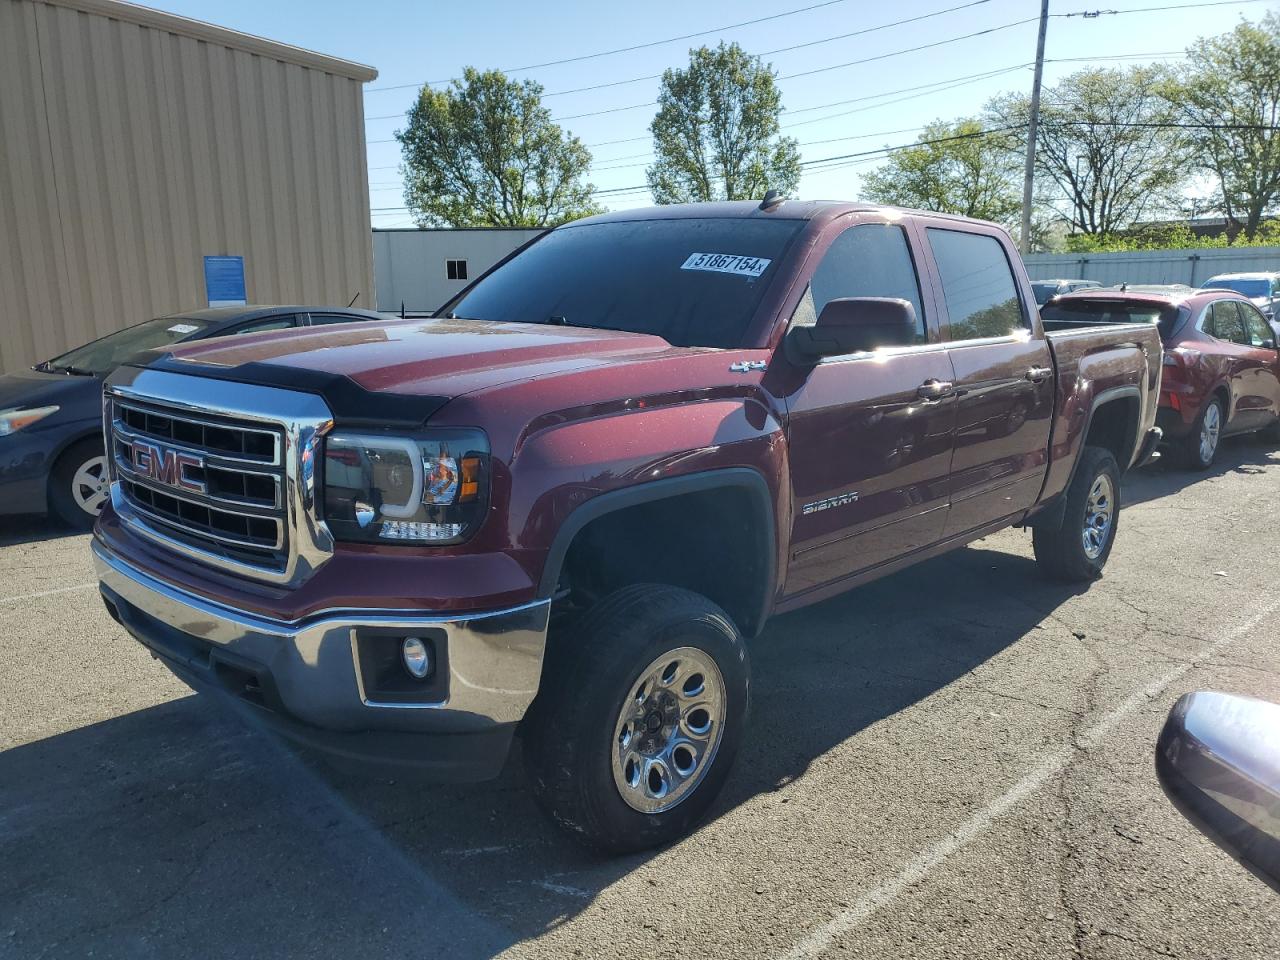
0, 0, 377, 373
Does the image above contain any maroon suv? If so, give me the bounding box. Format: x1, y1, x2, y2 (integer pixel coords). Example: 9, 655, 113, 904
1043, 287, 1280, 468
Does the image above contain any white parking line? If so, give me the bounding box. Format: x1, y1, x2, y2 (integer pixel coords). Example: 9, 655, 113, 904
779, 596, 1280, 960
0, 583, 95, 604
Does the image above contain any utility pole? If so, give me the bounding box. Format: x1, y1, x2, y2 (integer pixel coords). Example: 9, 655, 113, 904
1020, 0, 1050, 254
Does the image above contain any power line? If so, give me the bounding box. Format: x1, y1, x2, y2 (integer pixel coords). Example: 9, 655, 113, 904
365, 0, 860, 92
535, 0, 994, 99
777, 16, 1038, 82
1059, 0, 1270, 17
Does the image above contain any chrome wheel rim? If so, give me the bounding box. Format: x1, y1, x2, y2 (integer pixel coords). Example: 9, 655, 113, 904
1199, 402, 1222, 464
611, 646, 726, 815
1081, 473, 1115, 560
71, 455, 109, 517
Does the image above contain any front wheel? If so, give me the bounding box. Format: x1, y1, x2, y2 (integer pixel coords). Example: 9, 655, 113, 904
48, 438, 109, 530
1033, 445, 1121, 583
522, 584, 749, 855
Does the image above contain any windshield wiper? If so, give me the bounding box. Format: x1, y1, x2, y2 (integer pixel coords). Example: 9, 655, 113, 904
51, 364, 95, 377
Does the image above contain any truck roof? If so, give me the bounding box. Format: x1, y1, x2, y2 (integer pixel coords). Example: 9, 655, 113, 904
571, 199, 1008, 231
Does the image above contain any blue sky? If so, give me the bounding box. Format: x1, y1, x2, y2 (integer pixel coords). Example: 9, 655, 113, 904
146, 0, 1275, 225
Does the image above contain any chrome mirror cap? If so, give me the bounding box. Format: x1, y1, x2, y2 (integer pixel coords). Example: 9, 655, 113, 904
1156, 690, 1280, 893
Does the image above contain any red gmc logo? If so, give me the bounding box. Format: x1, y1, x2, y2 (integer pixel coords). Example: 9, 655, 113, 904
129, 440, 206, 494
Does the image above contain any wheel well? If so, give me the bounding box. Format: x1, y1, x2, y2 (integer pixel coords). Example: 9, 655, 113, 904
556, 485, 771, 636
1083, 395, 1139, 468
1212, 384, 1231, 413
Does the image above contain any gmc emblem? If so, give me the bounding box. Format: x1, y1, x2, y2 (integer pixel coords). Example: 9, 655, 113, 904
129, 440, 206, 494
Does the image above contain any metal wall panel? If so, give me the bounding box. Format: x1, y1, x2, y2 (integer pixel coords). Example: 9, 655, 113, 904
0, 0, 377, 372
1024, 247, 1280, 287
372, 228, 546, 314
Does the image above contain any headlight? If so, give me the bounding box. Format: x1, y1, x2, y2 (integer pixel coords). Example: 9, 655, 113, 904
0, 405, 59, 436
321, 429, 489, 544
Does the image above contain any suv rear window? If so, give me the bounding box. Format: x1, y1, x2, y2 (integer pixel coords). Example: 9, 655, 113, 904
442, 217, 805, 348
1041, 299, 1181, 340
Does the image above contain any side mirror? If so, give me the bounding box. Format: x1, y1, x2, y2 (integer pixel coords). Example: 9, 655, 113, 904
1155, 691, 1280, 893
787, 297, 918, 362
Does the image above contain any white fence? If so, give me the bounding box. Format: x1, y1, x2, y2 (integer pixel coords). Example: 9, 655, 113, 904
1022, 247, 1280, 287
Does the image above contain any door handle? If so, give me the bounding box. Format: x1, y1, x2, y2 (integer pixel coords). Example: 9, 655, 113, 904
1026, 366, 1053, 382
917, 379, 955, 400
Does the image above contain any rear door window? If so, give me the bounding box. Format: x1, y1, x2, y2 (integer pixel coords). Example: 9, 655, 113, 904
927, 229, 1027, 341
1207, 300, 1248, 345
794, 223, 926, 343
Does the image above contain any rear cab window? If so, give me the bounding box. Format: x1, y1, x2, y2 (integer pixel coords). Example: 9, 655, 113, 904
1041, 299, 1180, 340
443, 216, 806, 349
926, 228, 1027, 341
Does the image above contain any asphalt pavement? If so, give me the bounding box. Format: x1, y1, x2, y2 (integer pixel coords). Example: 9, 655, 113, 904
2, 437, 1279, 959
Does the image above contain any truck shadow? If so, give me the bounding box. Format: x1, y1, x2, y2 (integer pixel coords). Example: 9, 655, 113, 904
1124, 436, 1279, 508
0, 543, 1087, 958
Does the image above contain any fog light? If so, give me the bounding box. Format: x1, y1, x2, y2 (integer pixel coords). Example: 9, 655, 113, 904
401, 637, 432, 679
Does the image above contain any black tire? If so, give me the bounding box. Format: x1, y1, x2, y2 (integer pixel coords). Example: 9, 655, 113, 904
522, 583, 749, 855
48, 438, 108, 530
1033, 445, 1121, 583
1179, 395, 1224, 470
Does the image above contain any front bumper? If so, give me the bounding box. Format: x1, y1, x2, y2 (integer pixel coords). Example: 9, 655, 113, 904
94, 540, 550, 780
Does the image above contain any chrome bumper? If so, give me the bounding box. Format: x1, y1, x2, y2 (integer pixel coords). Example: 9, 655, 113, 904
93, 540, 550, 738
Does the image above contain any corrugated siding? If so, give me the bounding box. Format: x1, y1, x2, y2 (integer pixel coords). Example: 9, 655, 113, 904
0, 0, 375, 372
1024, 247, 1280, 287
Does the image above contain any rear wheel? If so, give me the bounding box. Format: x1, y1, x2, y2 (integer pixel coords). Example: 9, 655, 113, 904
1033, 445, 1120, 583
1180, 396, 1223, 470
522, 584, 749, 855
48, 438, 109, 530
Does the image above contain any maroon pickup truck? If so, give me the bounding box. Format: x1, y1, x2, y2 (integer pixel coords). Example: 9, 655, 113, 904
93, 201, 1162, 852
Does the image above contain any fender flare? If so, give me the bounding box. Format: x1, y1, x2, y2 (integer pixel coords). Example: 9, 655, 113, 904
536, 467, 777, 636
1031, 385, 1140, 530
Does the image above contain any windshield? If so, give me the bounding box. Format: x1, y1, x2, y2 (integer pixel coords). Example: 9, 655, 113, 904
1031, 282, 1060, 305
41, 316, 215, 376
1041, 299, 1181, 339
1203, 278, 1270, 298
442, 217, 806, 348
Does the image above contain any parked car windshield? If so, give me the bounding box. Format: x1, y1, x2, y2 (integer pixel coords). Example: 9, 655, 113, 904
1031, 282, 1061, 305
1202, 278, 1270, 298
41, 316, 215, 376
1041, 299, 1181, 339
442, 217, 806, 348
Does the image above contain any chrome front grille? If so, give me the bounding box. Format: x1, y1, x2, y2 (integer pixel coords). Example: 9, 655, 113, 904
103, 367, 336, 587
111, 399, 289, 571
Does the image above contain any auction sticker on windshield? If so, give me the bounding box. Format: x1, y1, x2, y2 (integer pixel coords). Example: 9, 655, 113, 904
681, 253, 771, 278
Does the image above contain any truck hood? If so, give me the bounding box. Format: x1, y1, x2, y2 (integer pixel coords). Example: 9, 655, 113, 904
158, 317, 695, 398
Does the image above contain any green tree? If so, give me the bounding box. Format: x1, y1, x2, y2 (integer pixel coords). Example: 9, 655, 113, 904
860, 119, 1022, 226
1167, 13, 1280, 237
647, 43, 801, 204
988, 66, 1187, 235
396, 68, 601, 227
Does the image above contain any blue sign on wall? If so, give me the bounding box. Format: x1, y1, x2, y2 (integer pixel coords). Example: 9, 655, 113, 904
203, 255, 246, 307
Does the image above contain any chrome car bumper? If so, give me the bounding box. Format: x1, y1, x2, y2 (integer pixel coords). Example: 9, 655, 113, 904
93, 540, 550, 779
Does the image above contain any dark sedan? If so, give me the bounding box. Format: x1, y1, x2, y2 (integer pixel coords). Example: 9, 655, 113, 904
1042, 288, 1280, 469
0, 305, 381, 528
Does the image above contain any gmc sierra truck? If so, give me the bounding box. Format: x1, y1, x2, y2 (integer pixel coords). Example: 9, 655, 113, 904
93, 200, 1162, 853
